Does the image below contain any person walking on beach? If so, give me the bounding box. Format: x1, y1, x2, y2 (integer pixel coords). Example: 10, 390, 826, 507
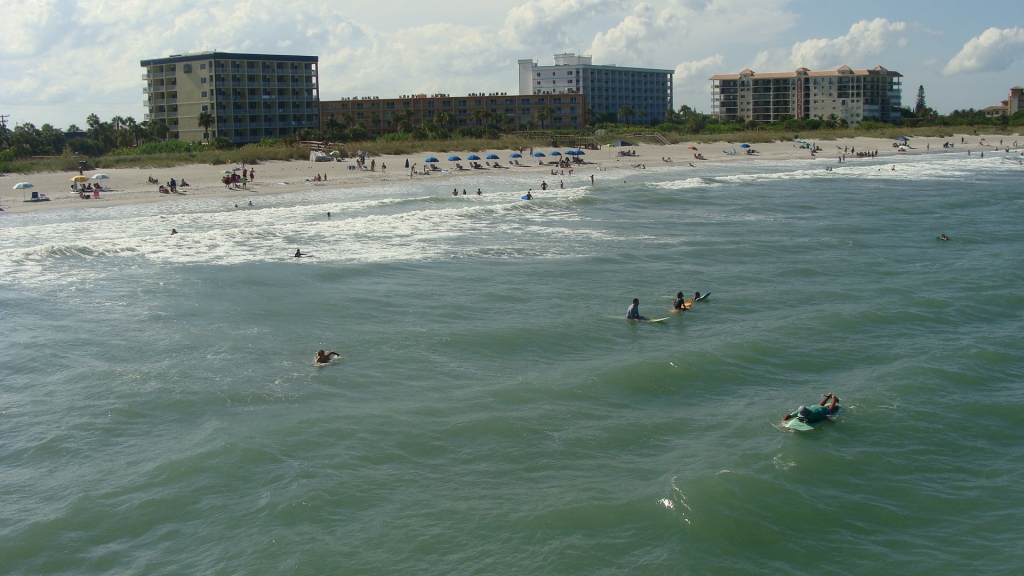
241, 172, 247, 189
371, 159, 376, 172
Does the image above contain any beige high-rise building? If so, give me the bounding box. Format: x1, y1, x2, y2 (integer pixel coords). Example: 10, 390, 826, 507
710, 65, 902, 125
982, 86, 1024, 117
141, 51, 320, 145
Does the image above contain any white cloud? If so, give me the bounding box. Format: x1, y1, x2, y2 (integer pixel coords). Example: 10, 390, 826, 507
674, 54, 724, 81
943, 26, 1024, 75
788, 18, 907, 69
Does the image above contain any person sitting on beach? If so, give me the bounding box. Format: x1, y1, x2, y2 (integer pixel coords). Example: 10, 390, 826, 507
180, 179, 189, 187
781, 393, 839, 425
315, 350, 340, 364
148, 176, 159, 184
672, 292, 689, 311
626, 298, 643, 320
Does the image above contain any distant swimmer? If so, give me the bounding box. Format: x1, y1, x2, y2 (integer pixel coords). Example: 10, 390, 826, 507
672, 291, 689, 311
327, 212, 331, 219
781, 393, 839, 425
463, 189, 467, 195
590, 175, 594, 185
939, 234, 949, 241
453, 189, 458, 197
525, 190, 533, 200
477, 188, 482, 196
294, 249, 307, 258
248, 201, 254, 206
626, 298, 643, 320
315, 350, 340, 364
171, 228, 178, 235
541, 181, 548, 191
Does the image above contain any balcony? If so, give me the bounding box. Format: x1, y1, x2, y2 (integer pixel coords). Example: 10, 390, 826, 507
143, 86, 151, 93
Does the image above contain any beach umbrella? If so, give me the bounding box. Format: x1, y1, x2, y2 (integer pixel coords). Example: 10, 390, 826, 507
510, 153, 522, 158
486, 154, 499, 159
447, 155, 462, 161
549, 151, 561, 156
739, 143, 750, 148
467, 154, 480, 160
575, 150, 585, 155
532, 152, 546, 157
12, 182, 33, 189
564, 150, 578, 155
895, 136, 909, 142
71, 175, 89, 183
91, 174, 110, 179
222, 169, 234, 174
425, 157, 439, 163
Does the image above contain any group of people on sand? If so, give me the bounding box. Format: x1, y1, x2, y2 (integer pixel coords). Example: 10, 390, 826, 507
158, 177, 188, 195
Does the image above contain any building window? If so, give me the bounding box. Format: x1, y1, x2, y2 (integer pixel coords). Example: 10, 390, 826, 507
201, 91, 208, 98
202, 105, 208, 111
200, 77, 207, 84
200, 63, 207, 70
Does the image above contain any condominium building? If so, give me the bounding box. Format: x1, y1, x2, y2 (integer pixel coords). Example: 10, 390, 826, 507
982, 86, 1024, 117
518, 54, 673, 124
710, 65, 902, 125
140, 51, 320, 145
319, 92, 586, 135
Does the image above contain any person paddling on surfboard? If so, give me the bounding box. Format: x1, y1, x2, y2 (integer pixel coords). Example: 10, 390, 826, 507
626, 298, 644, 320
295, 249, 307, 258
939, 234, 949, 241
315, 350, 340, 364
781, 393, 839, 425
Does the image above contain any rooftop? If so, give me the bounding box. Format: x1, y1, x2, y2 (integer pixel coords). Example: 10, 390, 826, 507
141, 51, 318, 66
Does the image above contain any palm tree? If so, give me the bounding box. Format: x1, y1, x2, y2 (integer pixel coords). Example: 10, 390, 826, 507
535, 108, 548, 130
370, 112, 381, 135
617, 105, 633, 125
197, 111, 214, 142
471, 109, 487, 127
637, 110, 646, 125
435, 110, 453, 131
543, 107, 555, 129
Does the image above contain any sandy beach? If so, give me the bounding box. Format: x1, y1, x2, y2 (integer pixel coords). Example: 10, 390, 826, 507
2, 133, 1020, 214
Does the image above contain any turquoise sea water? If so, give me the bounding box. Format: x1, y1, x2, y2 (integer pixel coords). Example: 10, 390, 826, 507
2, 153, 1023, 574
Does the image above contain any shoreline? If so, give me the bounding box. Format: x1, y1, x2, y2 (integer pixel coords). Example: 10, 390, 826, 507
2, 133, 1020, 214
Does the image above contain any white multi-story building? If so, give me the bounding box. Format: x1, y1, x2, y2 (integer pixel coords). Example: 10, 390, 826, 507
710, 65, 902, 125
518, 53, 673, 124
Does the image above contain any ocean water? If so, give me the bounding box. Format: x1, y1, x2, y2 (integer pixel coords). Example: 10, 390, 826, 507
1, 153, 1023, 575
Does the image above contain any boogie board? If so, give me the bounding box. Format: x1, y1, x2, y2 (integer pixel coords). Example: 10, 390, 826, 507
522, 195, 532, 200
783, 405, 840, 431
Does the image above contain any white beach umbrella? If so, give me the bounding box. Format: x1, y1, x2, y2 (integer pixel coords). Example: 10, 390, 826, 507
13, 182, 34, 189
91, 174, 110, 179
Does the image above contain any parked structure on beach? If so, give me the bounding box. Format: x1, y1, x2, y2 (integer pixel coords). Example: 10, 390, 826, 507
982, 86, 1024, 117
518, 53, 673, 125
710, 66, 903, 125
319, 92, 586, 135
140, 51, 320, 145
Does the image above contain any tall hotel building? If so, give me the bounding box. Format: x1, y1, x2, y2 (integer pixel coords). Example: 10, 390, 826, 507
710, 66, 902, 125
141, 52, 320, 145
518, 54, 674, 124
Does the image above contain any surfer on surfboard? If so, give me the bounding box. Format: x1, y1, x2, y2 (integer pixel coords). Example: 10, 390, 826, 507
781, 393, 839, 425
626, 298, 643, 320
315, 350, 340, 364
295, 249, 307, 258
672, 292, 689, 311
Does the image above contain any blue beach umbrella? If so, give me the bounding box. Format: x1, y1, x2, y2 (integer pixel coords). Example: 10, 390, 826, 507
895, 136, 909, 142
564, 150, 579, 155
549, 151, 561, 156
486, 154, 499, 159
510, 153, 523, 158
739, 143, 750, 148
467, 154, 480, 160
574, 150, 585, 155
447, 155, 462, 161
532, 152, 546, 157
425, 157, 439, 163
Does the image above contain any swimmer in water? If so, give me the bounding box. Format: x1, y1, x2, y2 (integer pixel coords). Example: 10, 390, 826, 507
525, 190, 533, 200
315, 350, 340, 364
939, 234, 949, 241
171, 229, 178, 235
295, 249, 307, 257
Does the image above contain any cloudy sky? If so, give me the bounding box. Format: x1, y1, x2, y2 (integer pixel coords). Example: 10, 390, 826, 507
3, 0, 1024, 128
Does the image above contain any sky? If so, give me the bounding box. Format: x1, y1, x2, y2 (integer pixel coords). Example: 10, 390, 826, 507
2, 0, 1024, 129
